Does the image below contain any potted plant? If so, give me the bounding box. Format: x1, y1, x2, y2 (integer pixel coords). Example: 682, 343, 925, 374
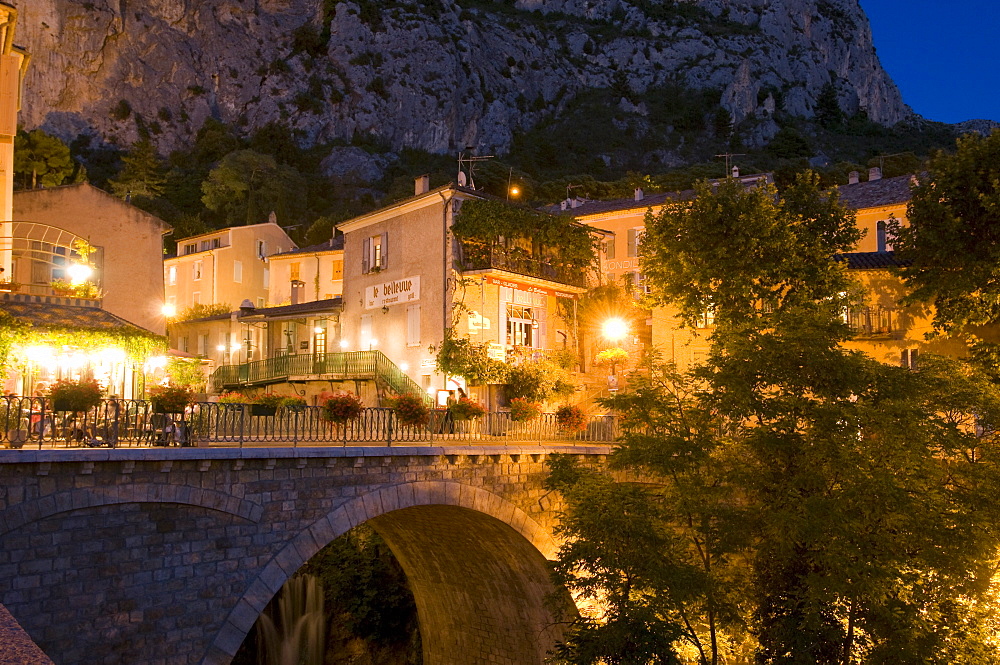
390, 393, 430, 428
449, 397, 486, 421
48, 378, 103, 412
321, 393, 364, 424
556, 404, 588, 434
509, 397, 541, 422
148, 384, 194, 414
0, 279, 20, 293
250, 393, 283, 417
281, 396, 308, 411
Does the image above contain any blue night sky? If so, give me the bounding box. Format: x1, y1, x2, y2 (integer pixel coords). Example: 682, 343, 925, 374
859, 0, 1000, 123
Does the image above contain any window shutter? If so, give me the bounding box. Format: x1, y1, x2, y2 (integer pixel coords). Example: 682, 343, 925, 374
627, 229, 638, 257
407, 305, 421, 346
606, 238, 616, 260
380, 232, 388, 269
362, 237, 371, 273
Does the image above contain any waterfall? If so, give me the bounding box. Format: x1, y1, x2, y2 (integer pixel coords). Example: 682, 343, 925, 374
256, 573, 326, 665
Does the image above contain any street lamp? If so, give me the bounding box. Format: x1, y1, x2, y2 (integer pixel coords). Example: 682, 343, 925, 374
602, 317, 628, 343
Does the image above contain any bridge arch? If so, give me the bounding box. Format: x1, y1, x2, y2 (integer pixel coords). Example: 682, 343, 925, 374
209, 480, 569, 665
0, 483, 263, 536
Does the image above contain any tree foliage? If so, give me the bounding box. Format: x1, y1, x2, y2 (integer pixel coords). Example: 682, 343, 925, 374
14, 129, 79, 190
109, 137, 166, 201
201, 149, 307, 227
892, 129, 1000, 371
549, 173, 1000, 664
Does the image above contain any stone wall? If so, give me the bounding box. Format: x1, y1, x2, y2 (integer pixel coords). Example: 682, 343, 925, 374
0, 445, 609, 665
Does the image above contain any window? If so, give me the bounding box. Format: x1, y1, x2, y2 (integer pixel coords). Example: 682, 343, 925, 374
198, 334, 208, 356
876, 220, 892, 252
192, 291, 201, 305
201, 240, 211, 251
256, 240, 267, 260
901, 348, 919, 369
193, 261, 203, 280
605, 238, 616, 260
313, 321, 327, 356
233, 260, 242, 283
212, 237, 221, 248
360, 314, 373, 347
407, 304, 421, 346
362, 233, 388, 273
631, 271, 651, 295
180, 336, 189, 353
627, 228, 643, 258
257, 297, 265, 308
290, 262, 300, 281
695, 306, 715, 329
332, 259, 343, 280
167, 265, 176, 285
184, 243, 197, 255
506, 304, 535, 348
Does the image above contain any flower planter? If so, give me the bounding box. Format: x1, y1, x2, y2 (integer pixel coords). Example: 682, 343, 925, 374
250, 404, 277, 417
152, 403, 186, 414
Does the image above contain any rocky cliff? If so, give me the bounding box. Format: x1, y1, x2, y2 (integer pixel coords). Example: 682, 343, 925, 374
16, 0, 910, 157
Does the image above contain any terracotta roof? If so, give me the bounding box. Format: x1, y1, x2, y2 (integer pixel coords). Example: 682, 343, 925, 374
0, 300, 158, 334
186, 297, 345, 323
836, 251, 908, 270
835, 174, 914, 210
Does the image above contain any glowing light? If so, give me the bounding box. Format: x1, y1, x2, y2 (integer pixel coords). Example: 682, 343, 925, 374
162, 303, 177, 317
510, 186, 520, 197
314, 326, 324, 334
24, 345, 53, 364
98, 347, 126, 365
602, 317, 628, 342
216, 344, 226, 352
67, 263, 93, 285
399, 362, 409, 371
339, 339, 349, 349
369, 339, 378, 347
145, 355, 168, 370
231, 342, 242, 351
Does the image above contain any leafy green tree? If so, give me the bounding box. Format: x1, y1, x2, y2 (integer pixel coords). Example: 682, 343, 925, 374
549, 174, 1000, 664
14, 129, 78, 189
201, 149, 307, 227
892, 130, 1000, 372
814, 81, 843, 128
109, 138, 167, 201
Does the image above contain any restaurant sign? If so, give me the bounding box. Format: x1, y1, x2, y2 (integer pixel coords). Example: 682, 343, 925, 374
366, 276, 420, 309
485, 276, 577, 299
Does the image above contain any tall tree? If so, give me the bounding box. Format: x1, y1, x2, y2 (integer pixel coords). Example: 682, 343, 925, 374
891, 129, 1000, 372
549, 175, 1000, 664
201, 149, 307, 227
13, 128, 78, 189
109, 137, 167, 201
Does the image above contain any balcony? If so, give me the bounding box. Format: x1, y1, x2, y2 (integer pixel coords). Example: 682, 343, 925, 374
845, 306, 897, 338
458, 241, 588, 288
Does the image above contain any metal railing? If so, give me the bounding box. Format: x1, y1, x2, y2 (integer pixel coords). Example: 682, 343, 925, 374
458, 241, 588, 288
0, 396, 618, 449
210, 351, 431, 404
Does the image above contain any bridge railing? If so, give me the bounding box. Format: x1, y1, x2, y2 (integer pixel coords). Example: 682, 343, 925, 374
0, 396, 619, 448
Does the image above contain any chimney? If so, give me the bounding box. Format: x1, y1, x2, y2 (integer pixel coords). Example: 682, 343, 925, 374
868, 167, 882, 182
415, 174, 430, 195
634, 188, 644, 201
848, 171, 859, 185
731, 165, 740, 178
570, 198, 579, 209
560, 200, 568, 211
290, 280, 305, 305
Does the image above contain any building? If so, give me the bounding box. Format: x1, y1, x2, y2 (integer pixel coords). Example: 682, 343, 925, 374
207, 177, 594, 405
266, 236, 344, 306
163, 221, 295, 314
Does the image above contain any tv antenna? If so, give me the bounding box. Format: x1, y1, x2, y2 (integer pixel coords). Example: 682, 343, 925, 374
457, 147, 494, 190
715, 152, 745, 175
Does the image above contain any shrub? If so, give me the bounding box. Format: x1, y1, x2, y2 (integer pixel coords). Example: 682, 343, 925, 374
254, 393, 285, 408
449, 397, 486, 420
217, 391, 246, 404
556, 405, 588, 433
48, 378, 103, 412
281, 396, 308, 409
322, 393, 364, 424
509, 398, 541, 422
148, 384, 194, 413
390, 394, 430, 428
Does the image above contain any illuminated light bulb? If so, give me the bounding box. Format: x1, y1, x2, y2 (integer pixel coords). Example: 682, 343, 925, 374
231, 342, 242, 351
146, 355, 168, 370
162, 303, 177, 317
314, 326, 324, 334
339, 339, 349, 349
399, 362, 409, 371
216, 344, 226, 352
67, 263, 93, 285
602, 317, 628, 342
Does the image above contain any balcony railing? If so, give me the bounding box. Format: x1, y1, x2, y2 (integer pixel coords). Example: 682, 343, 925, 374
458, 241, 587, 288
0, 396, 618, 448
211, 350, 432, 404
845, 306, 897, 337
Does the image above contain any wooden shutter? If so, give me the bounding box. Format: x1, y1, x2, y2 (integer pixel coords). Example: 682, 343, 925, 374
627, 229, 638, 257
380, 232, 388, 269
362, 237, 371, 274
605, 238, 616, 260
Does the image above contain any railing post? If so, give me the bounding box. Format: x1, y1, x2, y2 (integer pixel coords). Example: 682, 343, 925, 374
386, 409, 393, 446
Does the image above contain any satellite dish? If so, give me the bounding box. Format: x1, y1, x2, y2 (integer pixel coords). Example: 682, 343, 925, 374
458, 171, 467, 186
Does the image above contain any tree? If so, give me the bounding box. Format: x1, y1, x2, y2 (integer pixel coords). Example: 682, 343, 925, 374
13, 129, 78, 189
109, 138, 166, 201
814, 81, 843, 128
891, 129, 1000, 372
201, 149, 307, 227
549, 174, 1000, 664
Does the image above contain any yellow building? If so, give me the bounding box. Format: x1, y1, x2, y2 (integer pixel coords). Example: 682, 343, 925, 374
266, 236, 344, 306
163, 221, 295, 313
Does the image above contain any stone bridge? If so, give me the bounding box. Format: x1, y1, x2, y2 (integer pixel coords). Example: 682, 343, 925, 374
0, 444, 610, 665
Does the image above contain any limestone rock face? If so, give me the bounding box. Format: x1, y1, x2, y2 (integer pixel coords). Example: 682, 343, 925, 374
16, 0, 911, 154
